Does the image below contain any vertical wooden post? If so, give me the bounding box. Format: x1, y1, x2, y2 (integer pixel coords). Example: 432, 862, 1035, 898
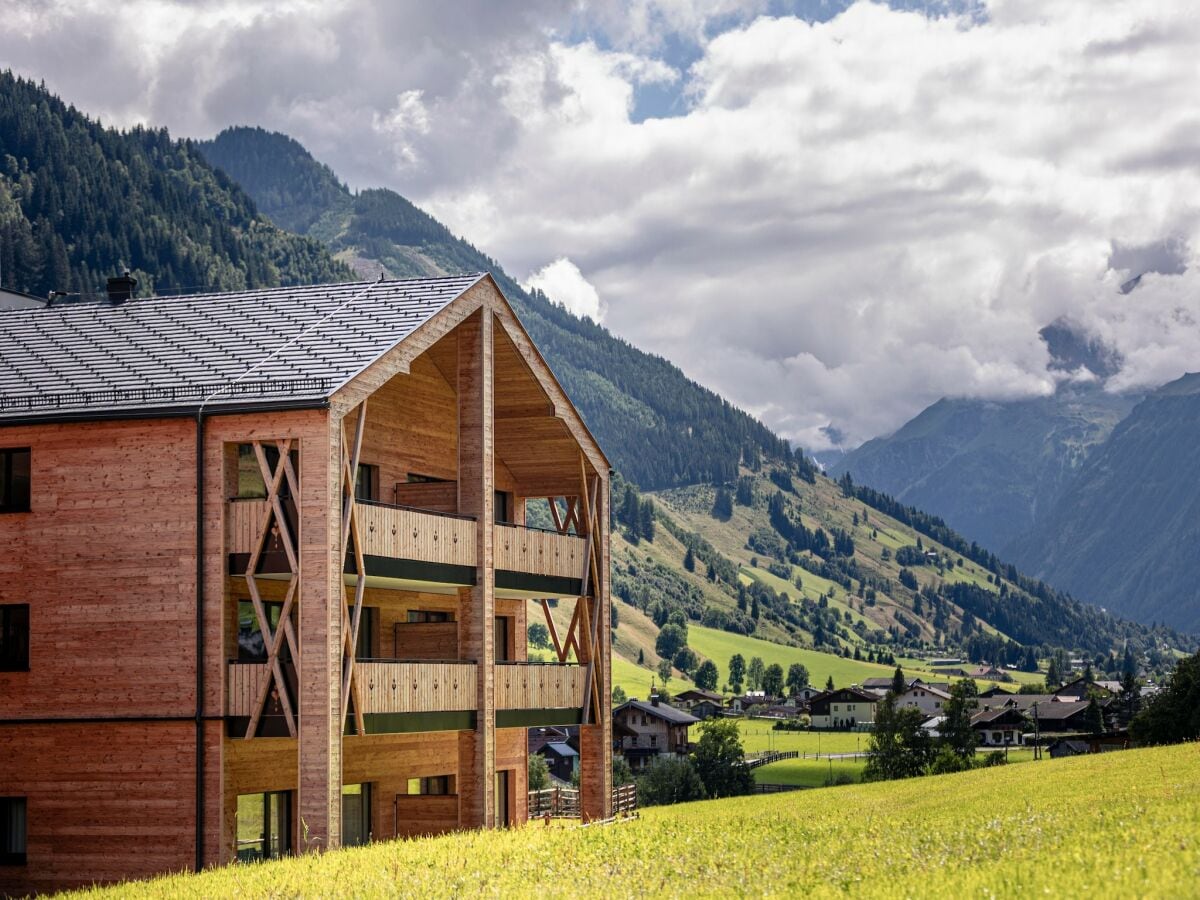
298, 414, 343, 851
455, 310, 495, 828
579, 474, 612, 821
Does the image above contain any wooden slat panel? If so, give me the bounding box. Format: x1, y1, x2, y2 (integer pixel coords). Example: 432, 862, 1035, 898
358, 505, 476, 567
226, 499, 270, 555
357, 661, 477, 713
226, 662, 269, 717
495, 664, 586, 710
494, 524, 586, 580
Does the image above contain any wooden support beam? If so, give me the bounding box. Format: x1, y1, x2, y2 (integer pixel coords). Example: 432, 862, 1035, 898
539, 598, 566, 663
339, 401, 369, 735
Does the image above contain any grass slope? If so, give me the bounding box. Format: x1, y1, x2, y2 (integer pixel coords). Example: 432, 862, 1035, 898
71, 744, 1200, 898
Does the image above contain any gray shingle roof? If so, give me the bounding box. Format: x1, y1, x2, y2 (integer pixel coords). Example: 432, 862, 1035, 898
0, 274, 484, 421
617, 699, 700, 726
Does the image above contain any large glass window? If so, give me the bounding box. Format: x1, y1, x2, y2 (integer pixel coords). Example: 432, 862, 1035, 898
237, 601, 287, 663
0, 605, 29, 672
0, 449, 30, 513
235, 444, 298, 500
236, 791, 291, 862
0, 797, 26, 865
354, 465, 380, 502
342, 784, 372, 847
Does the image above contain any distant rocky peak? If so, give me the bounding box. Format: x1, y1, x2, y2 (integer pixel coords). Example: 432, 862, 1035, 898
1039, 318, 1123, 381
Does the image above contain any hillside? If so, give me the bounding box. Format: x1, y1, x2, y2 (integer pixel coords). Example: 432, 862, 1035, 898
0, 73, 348, 298
831, 384, 1134, 552
599, 460, 1187, 697
197, 126, 791, 490
66, 743, 1200, 898
1008, 373, 1200, 633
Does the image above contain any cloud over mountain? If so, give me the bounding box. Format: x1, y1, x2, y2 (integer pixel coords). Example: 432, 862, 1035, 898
4, 0, 1198, 448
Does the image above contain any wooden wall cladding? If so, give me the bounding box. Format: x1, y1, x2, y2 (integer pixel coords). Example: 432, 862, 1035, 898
356, 662, 477, 714
494, 664, 586, 710
343, 732, 461, 840
0, 722, 200, 895
494, 524, 585, 580
357, 504, 475, 566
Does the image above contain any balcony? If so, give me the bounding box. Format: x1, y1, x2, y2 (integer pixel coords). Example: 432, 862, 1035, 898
225, 660, 586, 734
227, 499, 586, 596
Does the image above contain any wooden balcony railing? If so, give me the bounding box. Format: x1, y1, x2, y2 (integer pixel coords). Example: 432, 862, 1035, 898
356, 660, 477, 714
228, 501, 588, 586
495, 662, 586, 710
227, 661, 269, 717
357, 503, 477, 567
494, 524, 586, 581
227, 498, 270, 555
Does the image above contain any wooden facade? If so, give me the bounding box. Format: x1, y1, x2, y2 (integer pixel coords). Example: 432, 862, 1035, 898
0, 275, 611, 894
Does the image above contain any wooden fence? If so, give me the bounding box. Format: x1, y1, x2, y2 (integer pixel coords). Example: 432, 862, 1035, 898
226, 499, 270, 555
529, 784, 637, 819
743, 750, 799, 770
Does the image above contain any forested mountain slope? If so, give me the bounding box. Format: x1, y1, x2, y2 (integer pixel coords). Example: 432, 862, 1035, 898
0, 73, 348, 299
197, 126, 791, 490
1008, 374, 1200, 633
601, 458, 1188, 693
831, 385, 1134, 552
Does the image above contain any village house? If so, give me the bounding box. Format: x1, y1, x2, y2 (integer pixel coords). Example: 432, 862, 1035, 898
1053, 677, 1117, 701
689, 698, 726, 721
0, 274, 613, 894
966, 665, 1012, 682
808, 688, 878, 730
613, 698, 698, 770
894, 683, 952, 717
970, 708, 1027, 746
673, 688, 723, 711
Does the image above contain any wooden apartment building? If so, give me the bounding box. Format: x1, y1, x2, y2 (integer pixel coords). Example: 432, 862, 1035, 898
0, 274, 612, 895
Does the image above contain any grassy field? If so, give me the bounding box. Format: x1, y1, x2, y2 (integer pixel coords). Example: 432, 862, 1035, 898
70, 743, 1200, 898
754, 756, 867, 787
737, 721, 864, 755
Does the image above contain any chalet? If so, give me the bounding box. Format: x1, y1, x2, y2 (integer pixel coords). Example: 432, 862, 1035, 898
0, 274, 613, 894
690, 699, 726, 721
970, 708, 1027, 746
613, 699, 698, 770
536, 741, 579, 783
966, 665, 1012, 682
1053, 677, 1115, 701
1029, 700, 1104, 734
808, 688, 877, 730
894, 683, 951, 717
673, 688, 723, 710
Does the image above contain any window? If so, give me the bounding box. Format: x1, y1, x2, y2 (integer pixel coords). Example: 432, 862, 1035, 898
650, 734, 657, 748
407, 776, 454, 795
355, 465, 380, 502
407, 610, 454, 624
342, 784, 371, 847
354, 607, 377, 660
235, 444, 298, 499
237, 601, 289, 663
0, 449, 30, 513
0, 605, 29, 672
0, 798, 26, 865
236, 791, 291, 862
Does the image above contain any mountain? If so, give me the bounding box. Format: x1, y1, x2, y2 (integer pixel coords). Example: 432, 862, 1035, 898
831, 385, 1136, 552
1007, 374, 1200, 633
596, 458, 1188, 695
197, 126, 791, 491
0, 73, 349, 298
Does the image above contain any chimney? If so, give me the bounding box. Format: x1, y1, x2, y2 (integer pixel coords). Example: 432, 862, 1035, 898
107, 271, 137, 304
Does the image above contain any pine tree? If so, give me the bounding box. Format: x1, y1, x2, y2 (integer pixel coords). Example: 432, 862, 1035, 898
683, 547, 696, 572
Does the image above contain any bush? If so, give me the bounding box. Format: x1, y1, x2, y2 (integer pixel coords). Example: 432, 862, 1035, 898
637, 756, 707, 807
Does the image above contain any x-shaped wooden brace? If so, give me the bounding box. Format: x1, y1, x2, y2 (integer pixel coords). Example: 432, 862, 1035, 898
340, 401, 369, 735
244, 439, 302, 739
540, 457, 605, 725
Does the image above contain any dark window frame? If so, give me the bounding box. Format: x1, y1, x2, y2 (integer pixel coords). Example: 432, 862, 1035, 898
0, 448, 31, 514
0, 796, 27, 866
354, 464, 380, 502
0, 605, 30, 672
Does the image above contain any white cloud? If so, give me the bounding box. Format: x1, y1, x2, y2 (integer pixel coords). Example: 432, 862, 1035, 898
3, 1, 1200, 450
522, 258, 606, 322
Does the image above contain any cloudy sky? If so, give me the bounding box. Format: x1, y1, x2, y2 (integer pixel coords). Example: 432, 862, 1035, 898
5, 0, 1199, 449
